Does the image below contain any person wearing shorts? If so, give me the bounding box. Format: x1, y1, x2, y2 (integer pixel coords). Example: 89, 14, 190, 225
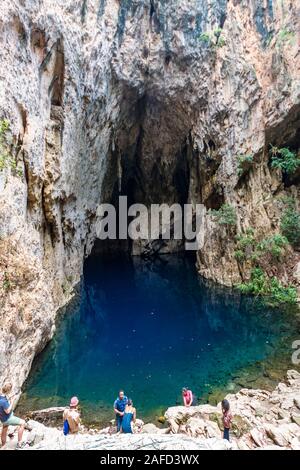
0, 383, 25, 448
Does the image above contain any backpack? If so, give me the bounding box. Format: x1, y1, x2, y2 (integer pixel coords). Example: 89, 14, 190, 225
63, 419, 70, 436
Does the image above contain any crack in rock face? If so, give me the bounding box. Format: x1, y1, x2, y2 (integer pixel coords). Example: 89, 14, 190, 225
0, 0, 300, 394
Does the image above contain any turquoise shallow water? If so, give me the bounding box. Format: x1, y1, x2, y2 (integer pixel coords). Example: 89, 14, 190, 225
19, 254, 300, 425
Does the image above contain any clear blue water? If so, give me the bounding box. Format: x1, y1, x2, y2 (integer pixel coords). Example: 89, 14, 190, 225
19, 254, 299, 425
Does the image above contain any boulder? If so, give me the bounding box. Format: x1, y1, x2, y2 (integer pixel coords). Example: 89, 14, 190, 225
28, 407, 65, 426
132, 418, 144, 433
264, 423, 299, 447
142, 423, 161, 434
291, 413, 300, 426
290, 436, 300, 450
183, 417, 220, 439
250, 428, 267, 448
277, 409, 290, 420
293, 396, 300, 411
286, 370, 300, 383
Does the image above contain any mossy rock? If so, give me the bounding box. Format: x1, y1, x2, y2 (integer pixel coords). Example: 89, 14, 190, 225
254, 408, 265, 418
231, 415, 251, 438
207, 412, 250, 437
208, 412, 223, 430
157, 416, 166, 424
207, 389, 226, 405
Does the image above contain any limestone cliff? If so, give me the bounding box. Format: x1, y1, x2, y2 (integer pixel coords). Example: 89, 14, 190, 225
0, 0, 300, 393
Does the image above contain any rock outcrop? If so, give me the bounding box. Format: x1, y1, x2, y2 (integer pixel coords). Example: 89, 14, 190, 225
164, 369, 300, 449
0, 1, 299, 395
2, 419, 231, 450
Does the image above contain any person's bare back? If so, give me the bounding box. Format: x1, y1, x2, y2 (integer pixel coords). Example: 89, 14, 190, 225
63, 397, 81, 434
63, 408, 81, 433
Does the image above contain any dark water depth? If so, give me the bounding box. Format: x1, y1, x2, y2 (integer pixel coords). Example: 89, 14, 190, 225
18, 254, 300, 426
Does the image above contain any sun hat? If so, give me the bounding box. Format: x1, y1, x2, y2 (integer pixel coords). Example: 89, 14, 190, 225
70, 396, 79, 407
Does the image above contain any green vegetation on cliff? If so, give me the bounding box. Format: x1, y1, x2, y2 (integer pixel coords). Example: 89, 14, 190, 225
0, 118, 22, 176
234, 225, 297, 305
280, 198, 300, 247
276, 28, 296, 47
234, 229, 288, 263
237, 153, 254, 176
199, 27, 226, 48
270, 145, 300, 175
237, 267, 297, 305
211, 203, 237, 228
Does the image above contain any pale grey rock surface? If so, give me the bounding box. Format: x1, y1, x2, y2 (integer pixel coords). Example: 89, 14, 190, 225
1, 419, 231, 450
164, 370, 300, 450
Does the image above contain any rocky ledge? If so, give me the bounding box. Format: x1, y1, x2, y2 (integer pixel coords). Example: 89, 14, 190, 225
1, 370, 300, 451
166, 369, 300, 450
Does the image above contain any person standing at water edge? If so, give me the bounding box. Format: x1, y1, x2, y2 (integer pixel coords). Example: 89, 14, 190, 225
121, 398, 136, 433
114, 390, 128, 432
63, 396, 81, 434
222, 399, 233, 441
0, 383, 25, 448
182, 387, 196, 407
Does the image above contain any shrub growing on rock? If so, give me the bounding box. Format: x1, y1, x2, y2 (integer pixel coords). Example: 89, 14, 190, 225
270, 145, 300, 175
0, 118, 22, 176
257, 234, 288, 260
235, 228, 255, 259
199, 32, 211, 43
211, 203, 237, 228
0, 118, 10, 171
235, 229, 288, 263
237, 267, 297, 305
237, 153, 254, 177
280, 198, 300, 247
198, 28, 226, 48
276, 28, 296, 47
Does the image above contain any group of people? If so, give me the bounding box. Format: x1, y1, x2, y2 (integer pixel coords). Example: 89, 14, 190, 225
62, 389, 232, 439
0, 382, 233, 448
62, 390, 137, 435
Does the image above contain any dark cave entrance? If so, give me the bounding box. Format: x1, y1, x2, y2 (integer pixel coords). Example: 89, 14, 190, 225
91, 142, 193, 260
91, 92, 195, 260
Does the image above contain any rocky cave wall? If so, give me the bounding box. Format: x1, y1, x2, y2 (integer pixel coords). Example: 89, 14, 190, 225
0, 0, 299, 394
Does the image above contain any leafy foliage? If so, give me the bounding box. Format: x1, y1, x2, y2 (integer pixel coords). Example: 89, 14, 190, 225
199, 28, 226, 48
237, 153, 254, 176
0, 119, 10, 171
234, 229, 288, 262
234, 249, 245, 261
277, 28, 296, 47
2, 272, 11, 291
199, 32, 211, 43
234, 228, 255, 260
0, 119, 22, 177
280, 198, 300, 247
270, 145, 300, 175
237, 268, 297, 305
257, 234, 288, 260
211, 204, 237, 227
216, 36, 226, 48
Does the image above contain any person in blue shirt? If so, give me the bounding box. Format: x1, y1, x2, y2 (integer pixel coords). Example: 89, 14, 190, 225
113, 390, 128, 432
120, 399, 136, 434
0, 383, 25, 448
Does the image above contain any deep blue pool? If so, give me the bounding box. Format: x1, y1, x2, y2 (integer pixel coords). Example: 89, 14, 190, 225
19, 253, 299, 425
